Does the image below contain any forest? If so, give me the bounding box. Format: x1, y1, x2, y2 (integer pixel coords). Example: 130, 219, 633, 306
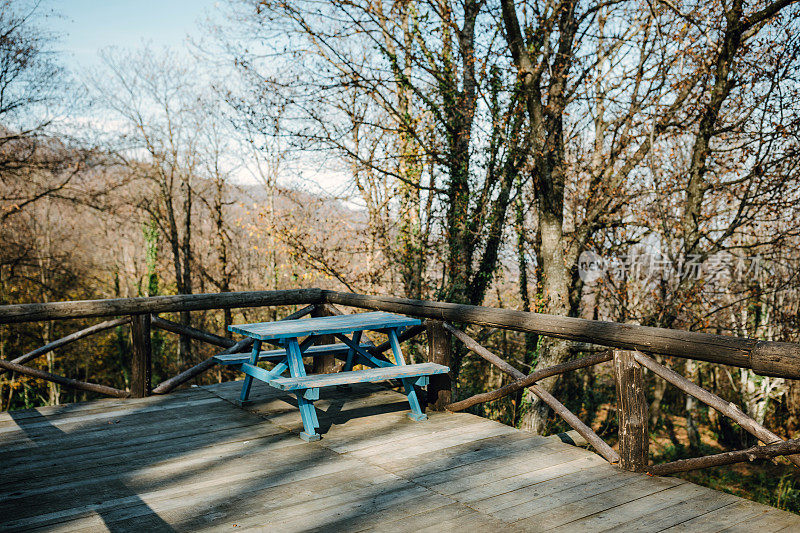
2, 0, 800, 512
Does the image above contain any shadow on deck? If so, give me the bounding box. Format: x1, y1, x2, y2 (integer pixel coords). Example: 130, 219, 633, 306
1, 381, 798, 532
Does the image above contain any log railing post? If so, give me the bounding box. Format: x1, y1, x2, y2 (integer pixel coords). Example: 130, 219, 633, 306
613, 349, 649, 471
130, 314, 152, 398
426, 320, 452, 411
312, 304, 337, 374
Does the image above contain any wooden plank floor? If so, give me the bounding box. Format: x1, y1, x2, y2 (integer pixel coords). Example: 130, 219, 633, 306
2, 381, 799, 532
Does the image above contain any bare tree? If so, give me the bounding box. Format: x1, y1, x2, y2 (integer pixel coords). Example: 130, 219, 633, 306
88, 47, 206, 364
0, 0, 87, 256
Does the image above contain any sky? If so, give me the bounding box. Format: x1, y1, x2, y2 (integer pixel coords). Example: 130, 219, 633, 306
43, 0, 351, 196
49, 0, 220, 70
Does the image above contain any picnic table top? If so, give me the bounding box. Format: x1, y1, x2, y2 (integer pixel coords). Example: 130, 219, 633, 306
228, 311, 422, 341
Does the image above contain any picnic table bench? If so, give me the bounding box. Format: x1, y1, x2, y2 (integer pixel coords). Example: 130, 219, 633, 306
214, 311, 450, 441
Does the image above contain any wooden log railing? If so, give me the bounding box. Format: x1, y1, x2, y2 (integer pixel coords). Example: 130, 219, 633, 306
0, 289, 322, 324
151, 315, 235, 349
647, 438, 800, 476
632, 350, 800, 471
1, 288, 800, 477
613, 349, 648, 472
0, 316, 131, 375
130, 314, 152, 398
0, 292, 321, 399
442, 327, 800, 474
321, 291, 800, 378
0, 358, 129, 398
6, 289, 798, 376
441, 322, 620, 465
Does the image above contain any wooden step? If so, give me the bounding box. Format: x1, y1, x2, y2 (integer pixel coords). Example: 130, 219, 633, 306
268, 363, 450, 391
214, 343, 372, 365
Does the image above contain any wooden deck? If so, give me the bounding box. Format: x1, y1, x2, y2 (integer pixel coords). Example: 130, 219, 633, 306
2, 381, 799, 532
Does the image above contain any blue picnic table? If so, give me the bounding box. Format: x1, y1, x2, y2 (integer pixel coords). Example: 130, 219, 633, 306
214, 311, 450, 441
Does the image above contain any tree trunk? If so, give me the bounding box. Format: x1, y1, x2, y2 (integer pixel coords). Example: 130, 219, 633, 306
396, 0, 424, 300
649, 355, 669, 427
521, 211, 572, 433
685, 359, 701, 450
179, 176, 193, 364
443, 1, 478, 306
499, 0, 579, 434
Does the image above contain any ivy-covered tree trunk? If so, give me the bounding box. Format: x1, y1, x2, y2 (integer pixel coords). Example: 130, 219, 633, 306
395, 0, 424, 300
500, 0, 578, 434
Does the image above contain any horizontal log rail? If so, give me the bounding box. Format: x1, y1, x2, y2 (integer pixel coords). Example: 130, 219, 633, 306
0, 358, 129, 398
443, 322, 620, 465
0, 289, 322, 324
322, 291, 800, 378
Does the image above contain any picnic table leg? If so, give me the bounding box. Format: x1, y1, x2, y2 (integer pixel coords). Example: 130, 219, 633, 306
388, 328, 406, 365
344, 330, 362, 372
236, 339, 262, 407
297, 393, 320, 441
337, 330, 363, 392
288, 338, 321, 441
389, 328, 427, 421
402, 378, 427, 421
